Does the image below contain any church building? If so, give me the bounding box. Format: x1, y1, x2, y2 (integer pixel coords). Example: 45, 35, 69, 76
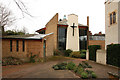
36, 13, 89, 51
105, 0, 120, 48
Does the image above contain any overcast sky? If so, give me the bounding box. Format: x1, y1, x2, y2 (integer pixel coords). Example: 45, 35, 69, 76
0, 0, 105, 34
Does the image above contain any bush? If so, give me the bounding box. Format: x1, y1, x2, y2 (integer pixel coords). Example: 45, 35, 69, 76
81, 72, 88, 79
2, 56, 23, 66
64, 49, 73, 57
54, 49, 61, 56
107, 44, 120, 67
70, 51, 81, 58
52, 62, 68, 70
81, 50, 86, 54
76, 67, 84, 74
80, 53, 86, 59
78, 61, 92, 68
91, 72, 97, 78
30, 53, 36, 63
88, 45, 101, 61
67, 61, 76, 70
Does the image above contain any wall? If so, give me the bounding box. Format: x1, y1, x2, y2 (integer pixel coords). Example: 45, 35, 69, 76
86, 49, 106, 65
2, 39, 43, 61
66, 14, 79, 51
45, 13, 58, 56
96, 50, 106, 65
118, 2, 120, 44
105, 1, 119, 49
89, 40, 105, 50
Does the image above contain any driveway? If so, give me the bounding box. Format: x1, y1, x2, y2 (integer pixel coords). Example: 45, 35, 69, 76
2, 58, 118, 78
3, 61, 79, 78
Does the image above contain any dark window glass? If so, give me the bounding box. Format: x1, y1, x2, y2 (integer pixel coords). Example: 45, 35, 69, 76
23, 40, 25, 52
16, 40, 19, 52
58, 27, 67, 50
113, 12, 116, 24
110, 13, 112, 25
79, 29, 87, 50
10, 40, 12, 52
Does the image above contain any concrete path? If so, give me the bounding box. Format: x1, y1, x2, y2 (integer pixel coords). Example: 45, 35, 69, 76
3, 61, 79, 78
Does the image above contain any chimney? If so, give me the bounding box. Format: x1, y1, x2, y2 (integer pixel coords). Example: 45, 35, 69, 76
87, 16, 89, 27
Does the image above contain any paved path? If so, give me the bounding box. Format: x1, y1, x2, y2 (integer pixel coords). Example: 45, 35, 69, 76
3, 61, 79, 78
2, 58, 118, 78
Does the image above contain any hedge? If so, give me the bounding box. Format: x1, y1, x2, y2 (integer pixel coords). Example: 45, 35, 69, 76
107, 44, 120, 67
88, 45, 101, 61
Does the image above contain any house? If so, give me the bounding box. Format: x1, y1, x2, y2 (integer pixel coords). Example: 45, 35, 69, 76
2, 33, 53, 61
105, 0, 120, 48
36, 13, 89, 51
89, 32, 105, 50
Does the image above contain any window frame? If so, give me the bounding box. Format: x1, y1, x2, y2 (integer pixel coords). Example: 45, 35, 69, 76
109, 10, 117, 26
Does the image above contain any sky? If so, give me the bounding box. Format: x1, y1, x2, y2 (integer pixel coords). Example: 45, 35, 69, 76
0, 0, 105, 34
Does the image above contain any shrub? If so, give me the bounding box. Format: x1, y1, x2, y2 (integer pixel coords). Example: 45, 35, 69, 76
107, 44, 120, 67
67, 61, 76, 70
76, 67, 84, 74
54, 49, 61, 56
78, 62, 92, 68
64, 49, 73, 57
88, 45, 101, 61
2, 56, 23, 66
52, 62, 68, 70
70, 51, 81, 58
30, 53, 36, 63
73, 66, 78, 73
80, 53, 86, 59
52, 65, 59, 70
91, 72, 97, 78
81, 72, 88, 79
81, 49, 86, 54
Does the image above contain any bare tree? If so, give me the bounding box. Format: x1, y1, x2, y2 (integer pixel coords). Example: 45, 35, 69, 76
0, 3, 15, 35
13, 0, 33, 18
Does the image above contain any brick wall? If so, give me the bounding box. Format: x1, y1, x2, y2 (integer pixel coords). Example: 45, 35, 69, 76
89, 40, 105, 50
45, 13, 58, 56
2, 39, 43, 61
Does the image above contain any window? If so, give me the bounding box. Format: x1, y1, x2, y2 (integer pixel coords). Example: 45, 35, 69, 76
10, 40, 12, 52
22, 40, 25, 52
16, 40, 19, 52
110, 13, 112, 25
58, 27, 67, 50
113, 12, 116, 24
109, 11, 116, 25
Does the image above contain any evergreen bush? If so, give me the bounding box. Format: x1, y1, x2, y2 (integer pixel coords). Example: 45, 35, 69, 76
107, 44, 120, 67
67, 61, 76, 70
81, 72, 88, 79
88, 45, 101, 61
64, 49, 73, 57
70, 51, 81, 58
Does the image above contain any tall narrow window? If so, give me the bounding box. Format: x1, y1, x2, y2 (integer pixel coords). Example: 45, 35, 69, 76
113, 12, 116, 24
10, 40, 12, 52
22, 40, 25, 52
110, 13, 112, 25
16, 40, 19, 52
